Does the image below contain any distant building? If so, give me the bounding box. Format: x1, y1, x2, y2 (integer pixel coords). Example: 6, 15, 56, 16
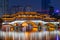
41, 0, 50, 10
8, 5, 33, 14
0, 0, 8, 14
25, 6, 32, 12
8, 6, 24, 14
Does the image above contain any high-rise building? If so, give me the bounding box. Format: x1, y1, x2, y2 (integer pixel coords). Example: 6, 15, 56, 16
0, 0, 8, 15
41, 0, 50, 10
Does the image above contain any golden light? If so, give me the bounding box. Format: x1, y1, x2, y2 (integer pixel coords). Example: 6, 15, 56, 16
49, 28, 55, 31
22, 22, 28, 27
32, 28, 38, 32
10, 27, 14, 31
14, 23, 18, 26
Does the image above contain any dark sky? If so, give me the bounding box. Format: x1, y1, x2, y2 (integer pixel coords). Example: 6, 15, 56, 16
51, 0, 60, 10
8, 0, 60, 10
8, 0, 41, 10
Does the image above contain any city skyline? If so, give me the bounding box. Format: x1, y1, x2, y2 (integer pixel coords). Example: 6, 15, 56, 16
0, 0, 60, 14
8, 0, 60, 10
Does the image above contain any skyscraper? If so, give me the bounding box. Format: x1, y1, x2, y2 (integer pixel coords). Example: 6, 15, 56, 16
0, 0, 8, 15
41, 0, 50, 10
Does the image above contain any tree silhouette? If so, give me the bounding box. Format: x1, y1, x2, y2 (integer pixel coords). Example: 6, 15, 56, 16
0, 18, 3, 29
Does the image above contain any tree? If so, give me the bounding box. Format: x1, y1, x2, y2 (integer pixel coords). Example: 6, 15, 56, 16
0, 18, 3, 29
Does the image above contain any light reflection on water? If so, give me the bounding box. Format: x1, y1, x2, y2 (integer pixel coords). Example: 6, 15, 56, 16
0, 31, 60, 40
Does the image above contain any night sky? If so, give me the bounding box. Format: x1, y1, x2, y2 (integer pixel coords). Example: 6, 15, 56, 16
8, 0, 41, 10
8, 0, 60, 10
51, 0, 60, 10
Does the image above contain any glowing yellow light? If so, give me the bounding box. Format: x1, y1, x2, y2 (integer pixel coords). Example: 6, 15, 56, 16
22, 22, 28, 27
10, 27, 14, 31
32, 28, 38, 32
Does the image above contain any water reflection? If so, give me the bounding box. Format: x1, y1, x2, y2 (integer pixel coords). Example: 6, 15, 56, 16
0, 31, 60, 40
